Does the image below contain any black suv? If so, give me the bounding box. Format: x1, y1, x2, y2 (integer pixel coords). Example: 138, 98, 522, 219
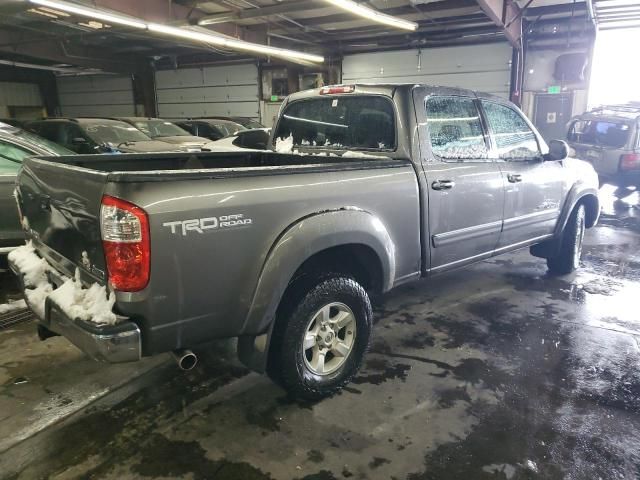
27, 118, 181, 154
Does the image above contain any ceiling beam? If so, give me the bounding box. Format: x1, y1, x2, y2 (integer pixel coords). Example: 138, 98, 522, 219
475, 0, 521, 47
0, 26, 143, 73
197, 0, 327, 25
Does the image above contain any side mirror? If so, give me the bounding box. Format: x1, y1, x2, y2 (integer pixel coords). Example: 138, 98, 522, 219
546, 139, 569, 161
72, 137, 88, 145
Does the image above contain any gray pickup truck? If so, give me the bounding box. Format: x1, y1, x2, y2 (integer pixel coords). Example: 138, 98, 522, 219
10, 84, 600, 399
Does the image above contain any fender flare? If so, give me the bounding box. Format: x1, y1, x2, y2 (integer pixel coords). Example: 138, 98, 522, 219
531, 184, 599, 259
237, 208, 397, 372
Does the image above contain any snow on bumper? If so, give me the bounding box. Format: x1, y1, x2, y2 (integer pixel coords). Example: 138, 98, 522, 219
8, 243, 141, 363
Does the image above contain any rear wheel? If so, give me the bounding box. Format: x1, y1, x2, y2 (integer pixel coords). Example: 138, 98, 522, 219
270, 276, 372, 400
547, 204, 586, 275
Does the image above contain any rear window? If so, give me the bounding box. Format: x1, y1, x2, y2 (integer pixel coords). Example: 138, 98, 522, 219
273, 95, 395, 151
568, 120, 631, 149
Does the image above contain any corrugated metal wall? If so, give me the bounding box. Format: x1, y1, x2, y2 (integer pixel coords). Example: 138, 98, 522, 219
342, 44, 513, 98
57, 75, 136, 117
155, 63, 259, 119
0, 82, 42, 116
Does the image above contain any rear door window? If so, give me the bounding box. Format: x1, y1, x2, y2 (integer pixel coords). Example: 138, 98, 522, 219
482, 101, 541, 161
568, 119, 630, 149
425, 96, 489, 160
274, 95, 395, 151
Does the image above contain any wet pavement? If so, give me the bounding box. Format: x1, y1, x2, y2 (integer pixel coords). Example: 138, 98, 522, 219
2, 188, 640, 480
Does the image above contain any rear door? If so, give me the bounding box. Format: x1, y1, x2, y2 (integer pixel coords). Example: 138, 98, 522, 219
480, 100, 563, 249
414, 89, 505, 272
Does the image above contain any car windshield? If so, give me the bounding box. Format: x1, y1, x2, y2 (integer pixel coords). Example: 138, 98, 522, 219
204, 121, 244, 137
241, 120, 264, 129
13, 129, 75, 155
568, 119, 631, 149
80, 119, 151, 144
133, 120, 190, 138
273, 95, 395, 151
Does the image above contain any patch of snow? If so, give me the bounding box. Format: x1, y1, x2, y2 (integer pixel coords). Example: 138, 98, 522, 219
8, 242, 48, 287
523, 460, 538, 473
0, 299, 27, 314
9, 243, 118, 325
275, 135, 294, 153
49, 278, 117, 326
341, 151, 383, 159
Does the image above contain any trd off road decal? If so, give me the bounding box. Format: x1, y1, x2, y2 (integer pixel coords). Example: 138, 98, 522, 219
163, 214, 252, 236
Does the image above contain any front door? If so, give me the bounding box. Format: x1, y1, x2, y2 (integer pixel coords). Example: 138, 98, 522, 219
414, 90, 505, 273
481, 100, 564, 250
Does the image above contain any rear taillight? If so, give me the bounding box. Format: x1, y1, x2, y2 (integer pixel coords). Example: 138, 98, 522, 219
620, 153, 640, 171
100, 195, 150, 292
319, 85, 354, 95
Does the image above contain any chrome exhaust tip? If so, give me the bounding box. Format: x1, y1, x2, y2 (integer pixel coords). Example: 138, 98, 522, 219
172, 349, 198, 371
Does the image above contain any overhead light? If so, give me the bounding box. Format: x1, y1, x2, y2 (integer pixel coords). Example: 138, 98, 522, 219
148, 24, 324, 63
321, 0, 418, 30
28, 0, 147, 29
25, 0, 324, 63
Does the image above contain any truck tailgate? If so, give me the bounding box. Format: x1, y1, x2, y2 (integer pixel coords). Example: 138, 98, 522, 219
16, 157, 109, 283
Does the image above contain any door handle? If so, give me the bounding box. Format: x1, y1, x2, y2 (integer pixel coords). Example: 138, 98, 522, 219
507, 173, 523, 183
431, 180, 455, 190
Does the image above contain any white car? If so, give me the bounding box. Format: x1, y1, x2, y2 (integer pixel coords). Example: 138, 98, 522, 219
202, 128, 270, 152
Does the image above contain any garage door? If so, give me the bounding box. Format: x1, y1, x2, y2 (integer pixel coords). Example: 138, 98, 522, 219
155, 63, 259, 119
0, 82, 43, 118
57, 75, 135, 117
342, 43, 512, 98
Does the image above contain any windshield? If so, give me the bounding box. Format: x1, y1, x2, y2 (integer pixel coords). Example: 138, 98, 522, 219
13, 129, 75, 155
81, 120, 151, 145
568, 119, 631, 149
242, 120, 264, 129
133, 120, 190, 138
273, 95, 395, 151
213, 121, 246, 137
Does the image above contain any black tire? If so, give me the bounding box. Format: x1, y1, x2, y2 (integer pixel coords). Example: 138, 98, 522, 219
270, 276, 372, 400
547, 204, 586, 275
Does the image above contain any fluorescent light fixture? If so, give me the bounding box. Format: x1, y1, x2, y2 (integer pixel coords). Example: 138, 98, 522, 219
25, 0, 324, 63
29, 0, 147, 29
321, 0, 418, 31
148, 24, 324, 63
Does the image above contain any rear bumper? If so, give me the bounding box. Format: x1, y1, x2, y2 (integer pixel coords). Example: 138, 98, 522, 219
9, 256, 141, 363
599, 171, 640, 187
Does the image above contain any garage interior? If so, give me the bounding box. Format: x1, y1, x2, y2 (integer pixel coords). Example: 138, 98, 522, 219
1, 0, 640, 478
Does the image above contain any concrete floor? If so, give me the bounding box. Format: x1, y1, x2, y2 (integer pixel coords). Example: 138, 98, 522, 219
2, 188, 640, 480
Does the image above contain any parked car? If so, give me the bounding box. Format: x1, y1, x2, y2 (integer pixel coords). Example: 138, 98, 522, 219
567, 103, 640, 194
115, 117, 209, 151
198, 116, 265, 129
203, 128, 271, 151
27, 118, 182, 154
0, 122, 74, 254
10, 84, 599, 400
174, 119, 246, 141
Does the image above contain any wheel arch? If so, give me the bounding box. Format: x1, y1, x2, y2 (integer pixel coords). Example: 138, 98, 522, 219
237, 209, 396, 372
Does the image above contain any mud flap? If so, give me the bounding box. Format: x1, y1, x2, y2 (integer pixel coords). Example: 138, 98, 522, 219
237, 332, 271, 373
530, 236, 561, 259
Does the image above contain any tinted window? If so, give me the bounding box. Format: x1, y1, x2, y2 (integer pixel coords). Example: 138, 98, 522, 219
274, 96, 395, 151
425, 96, 488, 160
13, 129, 74, 155
482, 101, 541, 161
568, 119, 630, 149
0, 141, 31, 172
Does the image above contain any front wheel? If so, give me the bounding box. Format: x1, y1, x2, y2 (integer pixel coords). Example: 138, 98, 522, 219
547, 204, 586, 275
271, 276, 373, 400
